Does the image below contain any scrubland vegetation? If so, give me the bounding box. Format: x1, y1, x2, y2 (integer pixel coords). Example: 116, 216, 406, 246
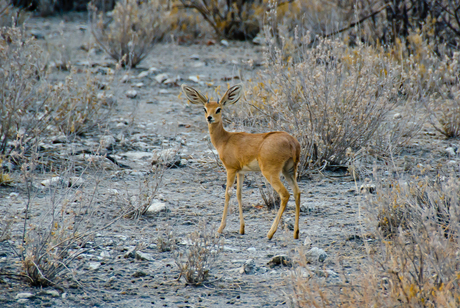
1, 0, 459, 306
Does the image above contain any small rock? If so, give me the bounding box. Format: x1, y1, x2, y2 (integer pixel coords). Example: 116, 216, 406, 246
88, 262, 101, 270
30, 30, 45, 39
252, 33, 266, 45
240, 259, 256, 274
267, 255, 292, 268
220, 39, 229, 47
17, 299, 29, 304
120, 151, 155, 161
149, 67, 158, 74
124, 246, 136, 258
15, 292, 34, 299
44, 290, 60, 297
133, 270, 148, 277
135, 251, 154, 261
360, 184, 376, 194
69, 176, 84, 187
137, 71, 149, 79
40, 177, 63, 187
151, 148, 181, 167
126, 90, 138, 99
446, 147, 457, 156
303, 236, 312, 247
393, 113, 402, 119
190, 54, 200, 60
147, 200, 167, 214
305, 247, 327, 263
247, 247, 256, 252
121, 75, 130, 83
100, 135, 116, 148
100, 251, 111, 258
188, 75, 203, 83
155, 73, 169, 83
134, 82, 144, 88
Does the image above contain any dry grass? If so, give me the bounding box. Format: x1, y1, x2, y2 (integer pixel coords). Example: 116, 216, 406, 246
0, 27, 115, 159
174, 220, 223, 286
90, 0, 168, 68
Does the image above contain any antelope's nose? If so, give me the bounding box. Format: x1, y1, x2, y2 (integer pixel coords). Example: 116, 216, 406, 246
207, 116, 213, 122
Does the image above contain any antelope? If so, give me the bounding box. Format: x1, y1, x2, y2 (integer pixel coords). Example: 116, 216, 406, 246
181, 84, 301, 240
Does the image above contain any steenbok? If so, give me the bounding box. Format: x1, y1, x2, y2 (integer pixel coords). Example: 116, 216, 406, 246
181, 84, 301, 239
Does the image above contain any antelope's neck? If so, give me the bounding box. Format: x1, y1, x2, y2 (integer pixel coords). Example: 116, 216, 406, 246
208, 121, 230, 151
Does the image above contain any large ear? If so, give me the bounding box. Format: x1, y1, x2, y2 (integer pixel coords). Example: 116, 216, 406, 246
220, 84, 243, 106
181, 84, 208, 105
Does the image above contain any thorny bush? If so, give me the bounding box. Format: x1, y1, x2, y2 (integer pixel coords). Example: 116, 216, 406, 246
0, 27, 114, 159
174, 221, 223, 286
90, 0, 168, 68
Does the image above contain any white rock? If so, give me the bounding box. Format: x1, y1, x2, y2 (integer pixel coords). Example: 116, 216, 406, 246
15, 292, 34, 299
252, 33, 266, 45
393, 113, 402, 119
360, 183, 376, 194
220, 39, 229, 47
148, 67, 158, 74
240, 259, 256, 274
155, 73, 169, 83
303, 236, 312, 247
40, 177, 63, 187
135, 251, 154, 261
121, 75, 130, 83
100, 251, 111, 258
446, 147, 457, 156
305, 247, 327, 263
100, 135, 116, 148
88, 262, 101, 270
69, 177, 84, 187
190, 54, 200, 60
120, 151, 155, 161
44, 290, 59, 297
137, 71, 149, 79
247, 247, 256, 252
134, 82, 144, 88
126, 90, 138, 99
147, 200, 166, 213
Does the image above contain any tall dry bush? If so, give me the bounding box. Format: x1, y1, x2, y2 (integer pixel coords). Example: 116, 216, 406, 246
0, 0, 28, 27
90, 0, 168, 68
232, 20, 418, 175
0, 27, 115, 159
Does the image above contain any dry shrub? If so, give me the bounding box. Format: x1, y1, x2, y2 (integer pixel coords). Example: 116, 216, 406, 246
0, 27, 115, 158
0, 0, 28, 27
177, 0, 261, 40
90, 0, 168, 68
233, 21, 418, 175
118, 168, 165, 219
18, 155, 110, 287
174, 221, 223, 285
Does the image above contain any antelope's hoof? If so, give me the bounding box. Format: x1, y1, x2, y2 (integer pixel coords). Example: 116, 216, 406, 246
239, 226, 245, 235
294, 229, 299, 239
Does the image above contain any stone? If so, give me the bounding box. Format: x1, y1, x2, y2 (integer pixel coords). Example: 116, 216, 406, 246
40, 177, 63, 187
147, 200, 167, 214
393, 113, 402, 119
30, 30, 45, 39
15, 292, 34, 299
121, 75, 130, 83
69, 177, 84, 187
151, 148, 181, 167
134, 82, 144, 88
126, 90, 138, 99
220, 39, 229, 47
303, 236, 312, 247
267, 255, 292, 268
133, 270, 148, 277
137, 71, 149, 79
120, 151, 155, 161
190, 54, 200, 60
240, 259, 256, 275
124, 246, 136, 258
446, 147, 457, 156
135, 251, 154, 261
100, 135, 116, 148
360, 184, 376, 194
88, 262, 101, 270
305, 247, 327, 263
44, 290, 60, 297
155, 73, 169, 83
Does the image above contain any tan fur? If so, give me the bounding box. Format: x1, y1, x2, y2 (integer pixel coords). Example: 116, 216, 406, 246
181, 84, 301, 239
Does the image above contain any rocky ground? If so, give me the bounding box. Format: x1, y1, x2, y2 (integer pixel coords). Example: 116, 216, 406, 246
1, 12, 459, 308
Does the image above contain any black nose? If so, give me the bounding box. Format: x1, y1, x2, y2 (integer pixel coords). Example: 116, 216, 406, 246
207, 116, 212, 121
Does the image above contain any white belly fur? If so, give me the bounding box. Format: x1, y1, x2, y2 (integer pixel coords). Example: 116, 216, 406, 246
241, 159, 261, 172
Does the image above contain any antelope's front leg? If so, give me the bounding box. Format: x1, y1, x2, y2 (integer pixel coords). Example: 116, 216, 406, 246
218, 170, 237, 234
236, 173, 245, 235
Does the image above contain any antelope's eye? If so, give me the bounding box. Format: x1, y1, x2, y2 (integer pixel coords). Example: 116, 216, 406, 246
215, 108, 221, 114
203, 108, 207, 113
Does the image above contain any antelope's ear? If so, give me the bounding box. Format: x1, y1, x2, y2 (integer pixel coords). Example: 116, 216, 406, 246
220, 84, 243, 106
181, 84, 208, 105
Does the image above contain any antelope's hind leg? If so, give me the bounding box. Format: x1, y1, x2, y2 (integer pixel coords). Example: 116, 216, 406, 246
283, 169, 301, 239
237, 173, 245, 235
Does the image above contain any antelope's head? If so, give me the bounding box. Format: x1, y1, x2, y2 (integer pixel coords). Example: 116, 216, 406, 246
181, 84, 243, 125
